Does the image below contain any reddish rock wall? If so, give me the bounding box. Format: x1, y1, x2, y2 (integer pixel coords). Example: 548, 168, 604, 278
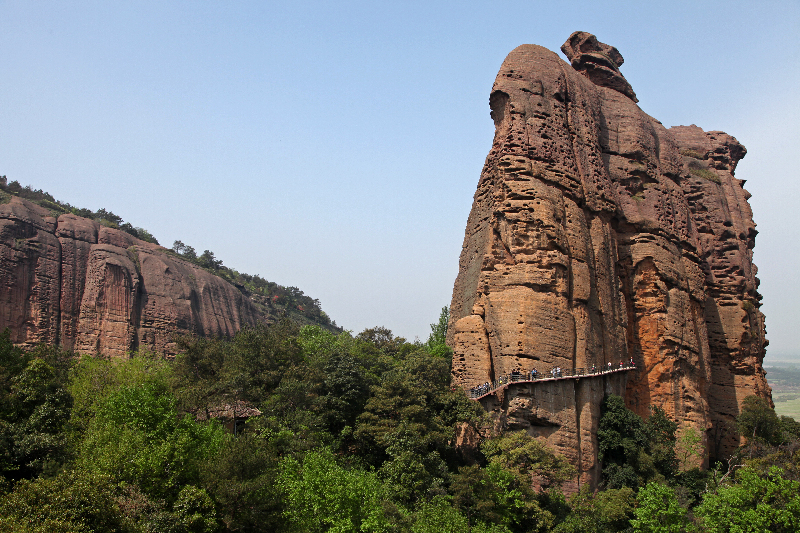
0, 197, 263, 357
449, 32, 769, 487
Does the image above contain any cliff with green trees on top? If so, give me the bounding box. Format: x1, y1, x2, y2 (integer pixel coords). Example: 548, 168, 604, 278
0, 176, 338, 357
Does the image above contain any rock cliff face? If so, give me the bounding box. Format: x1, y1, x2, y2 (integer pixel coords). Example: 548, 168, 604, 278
448, 32, 769, 487
0, 197, 262, 357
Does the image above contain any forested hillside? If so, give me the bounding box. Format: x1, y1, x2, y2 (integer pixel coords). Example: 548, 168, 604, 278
0, 310, 799, 532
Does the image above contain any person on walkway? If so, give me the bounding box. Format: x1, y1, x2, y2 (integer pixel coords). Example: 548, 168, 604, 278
608, 362, 612, 371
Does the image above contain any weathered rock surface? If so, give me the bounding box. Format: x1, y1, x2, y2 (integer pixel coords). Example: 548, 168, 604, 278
561, 31, 638, 103
449, 33, 769, 488
0, 197, 263, 357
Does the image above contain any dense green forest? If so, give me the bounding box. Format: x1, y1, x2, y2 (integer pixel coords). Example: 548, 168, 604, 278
0, 308, 799, 532
0, 177, 337, 330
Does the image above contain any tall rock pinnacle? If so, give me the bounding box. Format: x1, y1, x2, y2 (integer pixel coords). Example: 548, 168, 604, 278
448, 34, 769, 488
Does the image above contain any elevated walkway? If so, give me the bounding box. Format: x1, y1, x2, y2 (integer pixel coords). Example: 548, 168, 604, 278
467, 362, 636, 400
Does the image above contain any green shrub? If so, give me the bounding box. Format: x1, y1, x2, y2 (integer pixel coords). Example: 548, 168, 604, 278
688, 167, 721, 184
278, 449, 393, 532
630, 482, 689, 533
0, 469, 124, 533
738, 395, 782, 445
597, 396, 677, 490
679, 149, 705, 159
695, 466, 800, 532
79, 383, 227, 501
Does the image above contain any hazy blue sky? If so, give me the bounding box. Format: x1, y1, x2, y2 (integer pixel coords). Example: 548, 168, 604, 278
1, 1, 798, 361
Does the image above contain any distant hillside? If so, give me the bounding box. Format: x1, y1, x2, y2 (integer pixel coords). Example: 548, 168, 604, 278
0, 176, 339, 356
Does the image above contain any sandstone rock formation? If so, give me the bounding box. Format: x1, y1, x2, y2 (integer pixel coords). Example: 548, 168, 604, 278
448, 32, 769, 488
0, 196, 262, 357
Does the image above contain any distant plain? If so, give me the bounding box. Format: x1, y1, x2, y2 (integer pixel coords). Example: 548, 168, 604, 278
765, 363, 800, 419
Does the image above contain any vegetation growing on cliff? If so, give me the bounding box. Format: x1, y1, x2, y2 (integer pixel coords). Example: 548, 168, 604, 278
687, 166, 722, 185
0, 176, 160, 244
0, 314, 797, 532
169, 240, 337, 329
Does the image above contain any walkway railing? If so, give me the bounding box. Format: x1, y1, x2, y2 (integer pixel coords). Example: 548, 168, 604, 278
467, 362, 637, 400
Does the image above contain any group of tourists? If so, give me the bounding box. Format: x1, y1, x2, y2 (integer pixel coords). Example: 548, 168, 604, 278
472, 381, 492, 396
522, 366, 563, 380
468, 365, 565, 397
467, 357, 637, 398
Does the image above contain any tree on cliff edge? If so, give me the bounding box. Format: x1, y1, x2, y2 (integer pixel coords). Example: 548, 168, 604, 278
426, 306, 451, 358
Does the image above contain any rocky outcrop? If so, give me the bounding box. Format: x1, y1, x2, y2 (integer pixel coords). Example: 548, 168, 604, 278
0, 197, 263, 357
561, 31, 637, 103
448, 32, 769, 488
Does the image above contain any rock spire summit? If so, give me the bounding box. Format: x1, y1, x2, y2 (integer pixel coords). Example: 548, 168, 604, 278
561, 31, 638, 102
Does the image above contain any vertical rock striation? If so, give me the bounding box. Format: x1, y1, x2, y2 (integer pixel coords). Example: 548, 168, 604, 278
449, 32, 769, 487
0, 196, 262, 357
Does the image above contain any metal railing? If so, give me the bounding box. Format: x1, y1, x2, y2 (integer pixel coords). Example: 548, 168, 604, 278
466, 362, 637, 400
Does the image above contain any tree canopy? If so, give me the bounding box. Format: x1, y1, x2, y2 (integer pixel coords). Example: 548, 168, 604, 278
0, 320, 795, 533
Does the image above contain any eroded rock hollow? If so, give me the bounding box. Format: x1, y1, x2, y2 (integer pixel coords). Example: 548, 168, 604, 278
448, 32, 770, 488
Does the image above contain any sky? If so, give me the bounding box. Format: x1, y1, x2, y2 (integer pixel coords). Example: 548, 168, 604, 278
1, 1, 798, 361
